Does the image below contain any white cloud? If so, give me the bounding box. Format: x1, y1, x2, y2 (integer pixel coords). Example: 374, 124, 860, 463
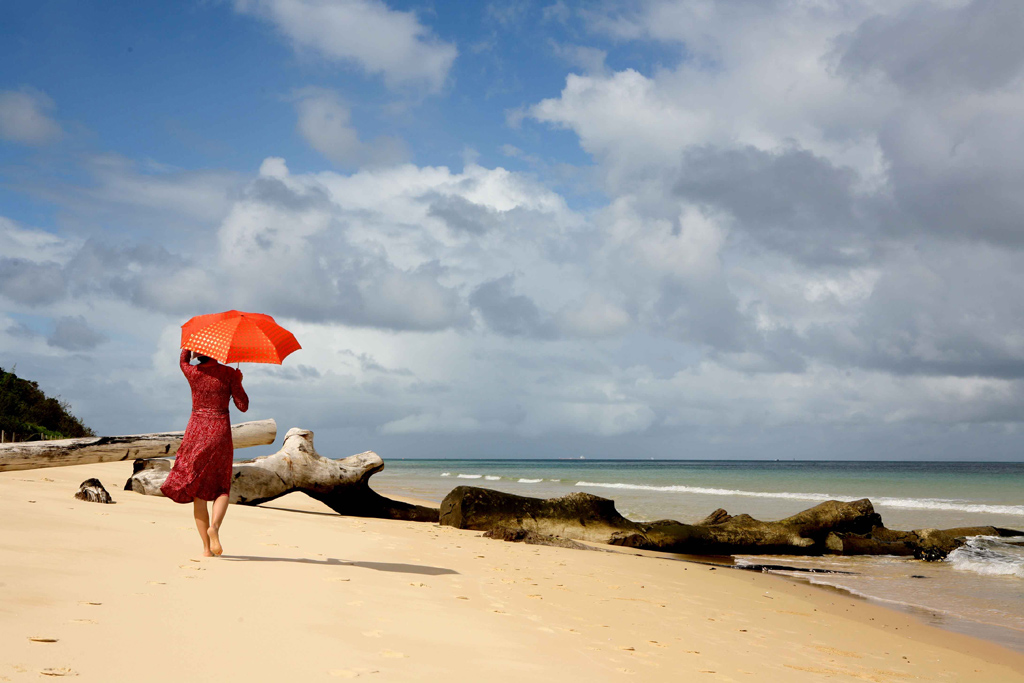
293, 88, 407, 167
234, 0, 457, 91
549, 41, 608, 75
0, 88, 62, 145
17, 155, 242, 238
379, 411, 505, 435
557, 293, 631, 338
0, 217, 79, 262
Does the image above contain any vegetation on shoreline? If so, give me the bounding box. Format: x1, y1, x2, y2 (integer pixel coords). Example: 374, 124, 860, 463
0, 367, 94, 441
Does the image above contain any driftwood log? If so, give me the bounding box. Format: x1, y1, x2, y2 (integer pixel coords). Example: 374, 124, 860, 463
440, 486, 1022, 560
126, 427, 438, 522
0, 419, 277, 472
440, 487, 639, 543
75, 478, 114, 504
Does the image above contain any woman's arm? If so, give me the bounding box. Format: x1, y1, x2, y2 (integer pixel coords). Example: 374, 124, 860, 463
179, 349, 194, 376
231, 369, 249, 412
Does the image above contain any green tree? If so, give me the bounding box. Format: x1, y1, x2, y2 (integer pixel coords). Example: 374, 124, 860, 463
0, 368, 94, 441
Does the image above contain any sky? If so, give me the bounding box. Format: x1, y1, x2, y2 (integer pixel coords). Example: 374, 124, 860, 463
2, 0, 1024, 461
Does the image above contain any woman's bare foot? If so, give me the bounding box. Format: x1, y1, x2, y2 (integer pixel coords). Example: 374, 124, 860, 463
208, 526, 223, 556
202, 549, 214, 557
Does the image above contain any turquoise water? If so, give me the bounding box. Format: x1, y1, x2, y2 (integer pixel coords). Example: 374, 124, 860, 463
375, 459, 1024, 530
373, 459, 1024, 651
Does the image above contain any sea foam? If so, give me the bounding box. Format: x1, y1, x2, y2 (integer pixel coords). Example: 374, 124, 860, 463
947, 536, 1024, 578
572, 481, 1024, 517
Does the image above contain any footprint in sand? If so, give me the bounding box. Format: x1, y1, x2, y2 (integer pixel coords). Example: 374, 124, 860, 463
329, 670, 379, 679
326, 577, 351, 582
28, 637, 59, 643
409, 582, 428, 588
39, 668, 76, 677
179, 565, 205, 571
148, 581, 166, 586
70, 619, 97, 625
78, 602, 102, 606
526, 594, 542, 599
814, 646, 862, 659
361, 630, 383, 638
379, 650, 408, 659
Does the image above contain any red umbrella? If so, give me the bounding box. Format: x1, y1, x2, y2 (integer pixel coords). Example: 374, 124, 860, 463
180, 310, 301, 365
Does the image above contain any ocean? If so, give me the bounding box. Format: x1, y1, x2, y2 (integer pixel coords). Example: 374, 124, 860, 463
373, 459, 1024, 652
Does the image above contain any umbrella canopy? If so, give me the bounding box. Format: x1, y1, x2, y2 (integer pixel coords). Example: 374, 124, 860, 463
180, 310, 301, 364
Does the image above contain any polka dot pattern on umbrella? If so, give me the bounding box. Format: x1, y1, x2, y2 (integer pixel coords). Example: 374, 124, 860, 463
180, 310, 301, 365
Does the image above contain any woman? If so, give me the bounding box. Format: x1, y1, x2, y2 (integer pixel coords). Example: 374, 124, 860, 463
161, 349, 248, 556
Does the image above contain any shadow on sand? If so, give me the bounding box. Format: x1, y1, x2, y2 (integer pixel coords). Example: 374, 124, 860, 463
218, 555, 458, 576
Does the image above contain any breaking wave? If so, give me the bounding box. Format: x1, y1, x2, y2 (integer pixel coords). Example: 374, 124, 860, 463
572, 481, 1024, 517
947, 536, 1024, 578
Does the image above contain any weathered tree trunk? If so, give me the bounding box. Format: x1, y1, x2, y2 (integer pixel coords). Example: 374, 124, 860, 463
0, 419, 277, 472
440, 486, 641, 543
75, 478, 114, 504
824, 525, 1022, 561
126, 427, 438, 523
611, 499, 883, 555
440, 486, 1022, 560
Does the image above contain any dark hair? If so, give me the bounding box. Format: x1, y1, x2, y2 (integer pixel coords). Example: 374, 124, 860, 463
195, 354, 213, 364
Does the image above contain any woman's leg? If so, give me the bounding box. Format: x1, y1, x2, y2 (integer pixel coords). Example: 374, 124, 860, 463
208, 493, 229, 556
192, 498, 213, 557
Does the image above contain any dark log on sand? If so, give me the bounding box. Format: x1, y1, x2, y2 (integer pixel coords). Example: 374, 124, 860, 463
0, 419, 277, 472
440, 486, 1022, 560
75, 478, 114, 504
440, 486, 640, 543
126, 427, 438, 523
824, 525, 1023, 561
615, 498, 883, 555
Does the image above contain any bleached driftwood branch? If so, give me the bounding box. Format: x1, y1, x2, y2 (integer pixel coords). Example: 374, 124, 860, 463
126, 427, 439, 523
0, 419, 276, 472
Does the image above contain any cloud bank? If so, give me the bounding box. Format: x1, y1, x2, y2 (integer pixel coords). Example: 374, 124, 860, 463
4, 0, 1024, 460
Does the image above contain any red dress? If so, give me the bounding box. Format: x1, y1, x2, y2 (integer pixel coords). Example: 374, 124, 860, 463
161, 349, 249, 503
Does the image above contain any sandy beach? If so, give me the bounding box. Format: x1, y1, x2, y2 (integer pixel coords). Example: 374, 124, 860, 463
2, 461, 1022, 682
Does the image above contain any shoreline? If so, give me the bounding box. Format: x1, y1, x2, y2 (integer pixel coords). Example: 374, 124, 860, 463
374, 483, 1024, 655
2, 462, 1023, 681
